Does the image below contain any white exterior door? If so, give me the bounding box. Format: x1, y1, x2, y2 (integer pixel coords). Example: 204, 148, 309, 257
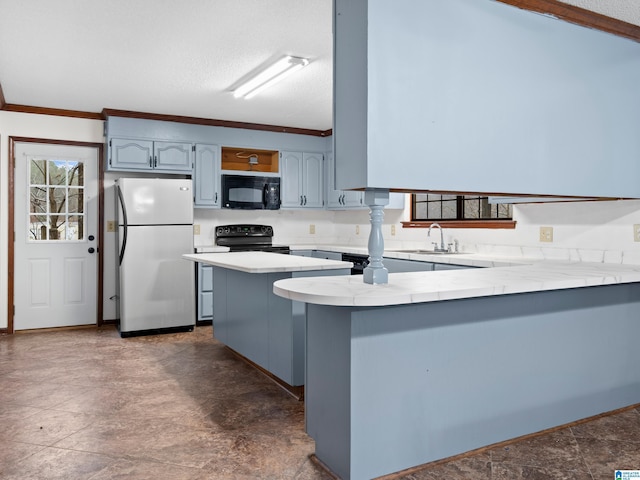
14, 143, 99, 330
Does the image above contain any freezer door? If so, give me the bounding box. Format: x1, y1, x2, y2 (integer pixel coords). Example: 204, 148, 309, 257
119, 224, 195, 333
117, 178, 193, 225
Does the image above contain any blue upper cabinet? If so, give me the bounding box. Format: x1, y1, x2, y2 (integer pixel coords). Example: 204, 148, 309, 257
333, 0, 640, 198
280, 151, 325, 208
153, 141, 193, 171
193, 143, 221, 208
108, 138, 193, 173
108, 138, 153, 170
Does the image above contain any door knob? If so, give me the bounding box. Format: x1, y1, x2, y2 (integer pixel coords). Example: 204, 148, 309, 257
88, 247, 95, 253
88, 235, 95, 241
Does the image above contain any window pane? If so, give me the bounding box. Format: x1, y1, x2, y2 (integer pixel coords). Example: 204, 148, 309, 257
68, 161, 83, 186
63, 215, 83, 240
441, 195, 457, 201
49, 187, 67, 214
464, 198, 480, 219
29, 215, 48, 240
30, 159, 47, 185
498, 204, 512, 218
427, 202, 442, 219
414, 202, 428, 218
480, 197, 492, 219
30, 187, 47, 213
442, 200, 457, 219
415, 193, 429, 202
68, 188, 84, 214
48, 160, 67, 186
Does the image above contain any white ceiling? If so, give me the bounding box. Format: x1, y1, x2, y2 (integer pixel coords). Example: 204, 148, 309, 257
0, 0, 638, 132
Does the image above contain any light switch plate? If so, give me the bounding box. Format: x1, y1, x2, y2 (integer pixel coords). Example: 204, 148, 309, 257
194, 224, 200, 235
391, 225, 396, 236
539, 226, 553, 242
634, 224, 640, 242
309, 224, 315, 234
107, 220, 116, 232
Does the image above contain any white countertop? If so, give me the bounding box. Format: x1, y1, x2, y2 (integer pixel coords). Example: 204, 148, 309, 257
182, 252, 352, 274
273, 256, 640, 307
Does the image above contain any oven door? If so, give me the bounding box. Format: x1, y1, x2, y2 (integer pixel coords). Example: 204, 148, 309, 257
221, 174, 280, 210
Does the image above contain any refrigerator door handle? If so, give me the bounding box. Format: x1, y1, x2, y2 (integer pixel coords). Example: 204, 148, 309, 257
116, 185, 128, 266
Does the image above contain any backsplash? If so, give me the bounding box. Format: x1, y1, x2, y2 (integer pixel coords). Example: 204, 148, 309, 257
194, 197, 640, 265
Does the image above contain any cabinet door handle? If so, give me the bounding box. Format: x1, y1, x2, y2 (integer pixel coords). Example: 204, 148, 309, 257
215, 192, 218, 203
149, 155, 153, 167
300, 195, 303, 206
154, 156, 158, 168
304, 195, 307, 205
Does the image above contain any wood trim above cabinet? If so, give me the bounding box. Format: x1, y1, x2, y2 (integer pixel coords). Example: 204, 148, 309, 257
2, 103, 103, 120
497, 0, 640, 43
102, 109, 329, 137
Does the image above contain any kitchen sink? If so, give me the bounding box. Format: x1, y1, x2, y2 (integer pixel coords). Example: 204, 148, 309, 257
387, 249, 466, 254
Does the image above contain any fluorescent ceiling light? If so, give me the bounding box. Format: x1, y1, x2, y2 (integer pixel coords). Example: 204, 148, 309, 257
233, 56, 309, 99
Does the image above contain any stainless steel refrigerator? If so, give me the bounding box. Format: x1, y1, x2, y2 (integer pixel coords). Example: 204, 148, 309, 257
115, 178, 195, 337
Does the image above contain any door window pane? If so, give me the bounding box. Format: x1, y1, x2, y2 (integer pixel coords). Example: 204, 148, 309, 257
28, 158, 85, 241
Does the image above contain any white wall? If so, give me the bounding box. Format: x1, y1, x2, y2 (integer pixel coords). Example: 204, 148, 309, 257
0, 111, 104, 329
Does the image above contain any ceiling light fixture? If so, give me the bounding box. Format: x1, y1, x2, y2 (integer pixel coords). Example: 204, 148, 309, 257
233, 55, 310, 100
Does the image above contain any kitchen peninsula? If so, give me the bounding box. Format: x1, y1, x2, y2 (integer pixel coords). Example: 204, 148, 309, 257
274, 259, 640, 479
182, 252, 351, 388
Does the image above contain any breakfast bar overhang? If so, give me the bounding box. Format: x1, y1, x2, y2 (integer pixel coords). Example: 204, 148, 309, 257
274, 263, 640, 479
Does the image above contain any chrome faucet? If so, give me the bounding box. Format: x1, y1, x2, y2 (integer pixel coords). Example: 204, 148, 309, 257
427, 223, 447, 252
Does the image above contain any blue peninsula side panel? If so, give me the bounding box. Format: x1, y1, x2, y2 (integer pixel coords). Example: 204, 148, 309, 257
306, 283, 640, 479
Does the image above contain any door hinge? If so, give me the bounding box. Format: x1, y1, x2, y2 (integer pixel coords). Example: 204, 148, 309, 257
192, 145, 196, 152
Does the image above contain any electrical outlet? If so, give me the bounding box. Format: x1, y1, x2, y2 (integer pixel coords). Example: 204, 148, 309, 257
309, 224, 315, 234
539, 226, 553, 242
634, 224, 640, 242
107, 220, 116, 232
194, 224, 201, 235
391, 225, 396, 236
356, 225, 360, 235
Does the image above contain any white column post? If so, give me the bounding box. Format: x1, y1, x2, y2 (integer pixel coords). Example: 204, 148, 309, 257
363, 188, 389, 285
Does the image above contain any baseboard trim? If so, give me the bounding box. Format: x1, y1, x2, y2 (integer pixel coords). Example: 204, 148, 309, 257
224, 346, 305, 401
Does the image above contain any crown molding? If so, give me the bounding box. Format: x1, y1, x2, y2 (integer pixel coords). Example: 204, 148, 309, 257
101, 108, 329, 137
497, 0, 640, 42
1, 103, 102, 120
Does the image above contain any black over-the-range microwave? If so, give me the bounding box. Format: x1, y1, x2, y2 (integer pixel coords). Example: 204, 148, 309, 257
221, 174, 281, 210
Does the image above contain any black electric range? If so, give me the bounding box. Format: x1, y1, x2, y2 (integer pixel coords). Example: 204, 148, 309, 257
215, 224, 290, 254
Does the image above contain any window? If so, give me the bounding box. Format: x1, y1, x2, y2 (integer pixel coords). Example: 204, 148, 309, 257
412, 194, 513, 222
29, 157, 85, 241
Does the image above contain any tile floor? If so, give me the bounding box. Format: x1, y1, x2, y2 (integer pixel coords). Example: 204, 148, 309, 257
0, 325, 638, 480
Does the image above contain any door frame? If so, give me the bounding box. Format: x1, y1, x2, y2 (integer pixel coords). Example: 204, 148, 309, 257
7, 136, 105, 334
